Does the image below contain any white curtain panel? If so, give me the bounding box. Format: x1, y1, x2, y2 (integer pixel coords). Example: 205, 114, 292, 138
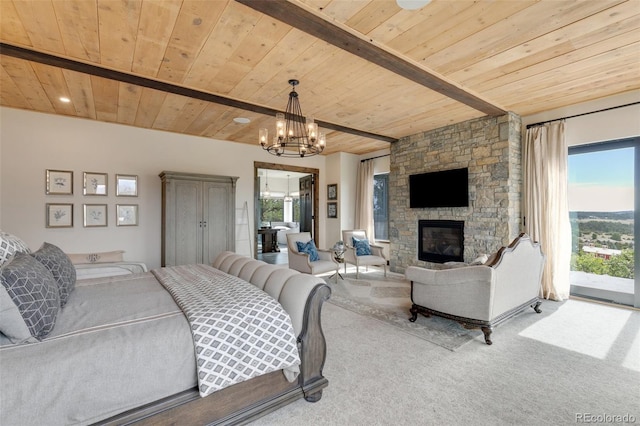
523, 121, 571, 301
354, 160, 375, 240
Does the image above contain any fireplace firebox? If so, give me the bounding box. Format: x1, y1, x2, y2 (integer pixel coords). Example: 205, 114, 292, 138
418, 220, 464, 263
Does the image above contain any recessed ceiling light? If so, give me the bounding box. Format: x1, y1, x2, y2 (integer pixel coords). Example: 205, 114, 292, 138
233, 117, 250, 124
59, 97, 71, 103
396, 0, 431, 10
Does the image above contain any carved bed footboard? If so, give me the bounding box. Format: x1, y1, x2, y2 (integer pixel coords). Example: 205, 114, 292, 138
98, 283, 331, 426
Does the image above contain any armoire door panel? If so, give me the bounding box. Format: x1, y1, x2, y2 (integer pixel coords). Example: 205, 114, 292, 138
173, 180, 201, 266
203, 183, 231, 264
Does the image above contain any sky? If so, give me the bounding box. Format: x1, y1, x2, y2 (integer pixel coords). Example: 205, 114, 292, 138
568, 147, 634, 212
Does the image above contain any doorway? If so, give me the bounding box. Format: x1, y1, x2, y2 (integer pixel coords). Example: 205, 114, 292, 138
254, 161, 319, 260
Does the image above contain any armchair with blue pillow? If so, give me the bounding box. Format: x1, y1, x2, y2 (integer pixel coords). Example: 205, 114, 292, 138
286, 232, 339, 282
342, 230, 387, 279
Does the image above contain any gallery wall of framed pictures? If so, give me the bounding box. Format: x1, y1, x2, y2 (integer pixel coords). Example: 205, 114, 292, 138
327, 183, 338, 219
44, 169, 139, 228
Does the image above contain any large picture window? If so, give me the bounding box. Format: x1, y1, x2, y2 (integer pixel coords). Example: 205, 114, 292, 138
568, 137, 638, 306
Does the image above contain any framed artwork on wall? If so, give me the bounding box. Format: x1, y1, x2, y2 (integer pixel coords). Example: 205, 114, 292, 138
83, 172, 108, 196
116, 204, 138, 226
46, 203, 73, 228
327, 202, 338, 219
83, 204, 107, 227
327, 184, 337, 200
46, 169, 73, 195
116, 174, 138, 197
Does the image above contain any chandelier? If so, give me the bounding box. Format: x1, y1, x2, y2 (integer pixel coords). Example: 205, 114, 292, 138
284, 175, 293, 202
259, 79, 326, 157
261, 170, 271, 199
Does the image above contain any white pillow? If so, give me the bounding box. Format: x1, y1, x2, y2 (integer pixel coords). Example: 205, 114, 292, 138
0, 230, 31, 266
470, 254, 489, 265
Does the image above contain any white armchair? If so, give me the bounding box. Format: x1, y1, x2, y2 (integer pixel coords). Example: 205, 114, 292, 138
342, 230, 387, 279
286, 232, 339, 282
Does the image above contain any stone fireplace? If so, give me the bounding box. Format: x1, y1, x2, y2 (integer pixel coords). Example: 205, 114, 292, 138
390, 113, 522, 273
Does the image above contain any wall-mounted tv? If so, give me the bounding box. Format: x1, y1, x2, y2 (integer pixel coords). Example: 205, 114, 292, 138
409, 167, 469, 208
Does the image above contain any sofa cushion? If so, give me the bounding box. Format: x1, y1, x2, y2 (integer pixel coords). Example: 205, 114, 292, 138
296, 240, 319, 262
352, 237, 371, 256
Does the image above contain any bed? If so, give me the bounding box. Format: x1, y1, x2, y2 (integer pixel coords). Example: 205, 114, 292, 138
0, 236, 331, 426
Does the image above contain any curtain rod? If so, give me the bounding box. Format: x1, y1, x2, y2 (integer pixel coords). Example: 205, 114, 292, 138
361, 154, 390, 162
526, 101, 639, 129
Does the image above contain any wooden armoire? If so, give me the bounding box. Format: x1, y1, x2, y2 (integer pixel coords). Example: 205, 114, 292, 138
159, 171, 238, 267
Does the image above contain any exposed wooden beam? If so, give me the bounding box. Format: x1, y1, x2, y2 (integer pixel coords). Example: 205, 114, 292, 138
236, 0, 506, 116
0, 42, 397, 144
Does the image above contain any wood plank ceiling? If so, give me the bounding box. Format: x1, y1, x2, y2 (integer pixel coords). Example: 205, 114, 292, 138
1, 0, 639, 156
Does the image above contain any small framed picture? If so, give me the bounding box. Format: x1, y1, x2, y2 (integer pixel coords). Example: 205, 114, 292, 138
46, 203, 73, 228
116, 174, 138, 197
83, 204, 108, 227
327, 202, 338, 219
46, 170, 73, 195
83, 172, 108, 195
327, 183, 338, 200
116, 204, 139, 226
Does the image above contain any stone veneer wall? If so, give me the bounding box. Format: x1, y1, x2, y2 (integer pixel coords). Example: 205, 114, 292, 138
390, 113, 522, 274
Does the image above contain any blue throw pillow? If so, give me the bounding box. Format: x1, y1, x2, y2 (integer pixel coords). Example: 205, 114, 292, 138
296, 240, 319, 262
352, 237, 371, 256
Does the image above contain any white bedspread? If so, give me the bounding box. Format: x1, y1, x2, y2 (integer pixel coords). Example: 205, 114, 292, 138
152, 264, 301, 397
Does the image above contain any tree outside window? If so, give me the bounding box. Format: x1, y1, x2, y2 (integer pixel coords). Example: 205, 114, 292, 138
260, 198, 284, 224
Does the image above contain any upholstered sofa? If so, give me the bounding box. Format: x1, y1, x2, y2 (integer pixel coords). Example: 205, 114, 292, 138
405, 233, 545, 345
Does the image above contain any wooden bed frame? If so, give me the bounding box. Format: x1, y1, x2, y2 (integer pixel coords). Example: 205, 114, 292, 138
98, 283, 331, 425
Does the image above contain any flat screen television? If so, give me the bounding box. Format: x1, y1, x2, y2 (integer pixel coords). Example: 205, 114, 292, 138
409, 167, 468, 208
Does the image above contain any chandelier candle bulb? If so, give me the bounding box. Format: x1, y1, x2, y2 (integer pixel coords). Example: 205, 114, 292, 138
258, 79, 326, 157
259, 128, 268, 147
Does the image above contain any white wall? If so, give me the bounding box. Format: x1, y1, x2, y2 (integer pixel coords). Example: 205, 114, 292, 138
0, 107, 327, 269
522, 90, 640, 146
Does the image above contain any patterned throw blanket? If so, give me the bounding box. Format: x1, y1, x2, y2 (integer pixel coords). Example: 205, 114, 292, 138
151, 264, 301, 397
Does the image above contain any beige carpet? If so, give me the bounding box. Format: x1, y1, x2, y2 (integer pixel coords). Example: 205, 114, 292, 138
252, 286, 640, 425
323, 269, 485, 350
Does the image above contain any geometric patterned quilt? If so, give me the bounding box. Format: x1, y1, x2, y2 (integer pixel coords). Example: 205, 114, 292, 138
151, 264, 300, 397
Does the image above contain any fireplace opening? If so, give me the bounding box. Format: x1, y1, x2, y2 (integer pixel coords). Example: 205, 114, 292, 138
418, 220, 464, 263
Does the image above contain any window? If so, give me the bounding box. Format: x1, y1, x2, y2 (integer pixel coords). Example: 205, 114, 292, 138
260, 198, 284, 224
373, 173, 389, 240
568, 137, 638, 306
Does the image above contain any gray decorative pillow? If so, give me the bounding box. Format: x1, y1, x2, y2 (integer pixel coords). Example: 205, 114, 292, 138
0, 230, 31, 266
31, 242, 76, 307
0, 253, 60, 342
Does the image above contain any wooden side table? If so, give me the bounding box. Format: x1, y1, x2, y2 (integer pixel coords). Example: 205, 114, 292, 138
258, 228, 280, 253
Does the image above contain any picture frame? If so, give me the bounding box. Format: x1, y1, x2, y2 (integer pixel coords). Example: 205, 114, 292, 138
116, 204, 139, 226
116, 174, 138, 197
46, 203, 73, 228
46, 169, 73, 195
83, 204, 108, 227
83, 172, 108, 196
327, 183, 338, 200
327, 202, 338, 219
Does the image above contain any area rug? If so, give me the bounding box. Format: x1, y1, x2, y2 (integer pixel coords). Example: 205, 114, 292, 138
323, 269, 477, 351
